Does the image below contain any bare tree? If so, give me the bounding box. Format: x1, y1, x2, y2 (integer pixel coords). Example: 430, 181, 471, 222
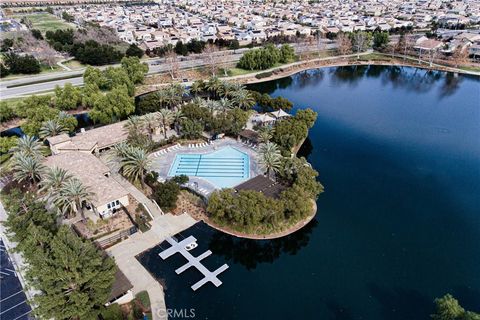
450, 46, 469, 68
316, 31, 326, 58
352, 32, 370, 59
336, 33, 352, 57
165, 49, 180, 79
397, 33, 414, 60
202, 43, 218, 76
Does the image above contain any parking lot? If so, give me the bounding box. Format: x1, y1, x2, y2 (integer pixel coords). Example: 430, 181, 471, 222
0, 238, 32, 320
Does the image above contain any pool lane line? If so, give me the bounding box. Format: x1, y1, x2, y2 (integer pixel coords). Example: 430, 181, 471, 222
194, 154, 202, 176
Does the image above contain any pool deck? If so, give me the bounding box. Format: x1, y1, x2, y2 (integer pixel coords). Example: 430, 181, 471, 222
150, 138, 261, 196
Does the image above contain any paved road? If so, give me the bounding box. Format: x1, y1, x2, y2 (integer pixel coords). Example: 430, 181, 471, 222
0, 42, 337, 99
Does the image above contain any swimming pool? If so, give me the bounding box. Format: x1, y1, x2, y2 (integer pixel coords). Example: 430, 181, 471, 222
167, 146, 250, 188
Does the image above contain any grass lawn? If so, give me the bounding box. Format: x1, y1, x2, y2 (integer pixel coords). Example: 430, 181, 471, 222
12, 13, 75, 33
459, 65, 480, 73
64, 59, 88, 70
223, 62, 286, 77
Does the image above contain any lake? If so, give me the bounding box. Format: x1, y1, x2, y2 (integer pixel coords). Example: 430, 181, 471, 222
138, 65, 480, 320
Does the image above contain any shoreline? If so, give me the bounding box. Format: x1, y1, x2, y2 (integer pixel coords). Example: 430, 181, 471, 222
194, 200, 317, 240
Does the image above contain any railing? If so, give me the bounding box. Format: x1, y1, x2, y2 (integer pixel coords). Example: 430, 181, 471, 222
94, 226, 137, 249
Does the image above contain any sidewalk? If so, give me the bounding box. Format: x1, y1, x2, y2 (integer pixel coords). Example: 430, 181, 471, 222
107, 213, 197, 320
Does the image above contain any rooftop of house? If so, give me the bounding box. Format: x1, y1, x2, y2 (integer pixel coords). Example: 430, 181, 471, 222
47, 121, 128, 152
44, 152, 129, 208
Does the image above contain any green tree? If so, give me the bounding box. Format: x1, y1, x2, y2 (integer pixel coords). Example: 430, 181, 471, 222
15, 95, 52, 118
31, 226, 116, 320
0, 101, 15, 122
431, 294, 465, 320
3, 52, 41, 74
103, 66, 134, 96
117, 145, 152, 188
53, 177, 95, 219
295, 108, 317, 128
125, 43, 144, 58
121, 56, 149, 84
90, 85, 135, 124
157, 108, 174, 139
152, 180, 181, 212
56, 111, 78, 133
39, 166, 73, 199
11, 153, 45, 188
11, 135, 44, 158
54, 83, 82, 110
258, 142, 282, 177
279, 44, 296, 63
21, 105, 61, 137
231, 89, 255, 110
180, 118, 203, 139
373, 31, 390, 50
39, 119, 68, 139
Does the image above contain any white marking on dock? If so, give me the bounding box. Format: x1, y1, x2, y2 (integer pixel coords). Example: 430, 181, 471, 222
159, 236, 229, 291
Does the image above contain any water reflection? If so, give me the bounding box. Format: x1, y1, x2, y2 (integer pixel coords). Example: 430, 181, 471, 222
248, 65, 468, 100
208, 219, 318, 270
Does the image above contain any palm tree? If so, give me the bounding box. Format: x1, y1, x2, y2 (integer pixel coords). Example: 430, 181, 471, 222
231, 89, 255, 110
258, 142, 282, 178
218, 98, 233, 114
120, 147, 152, 188
54, 178, 95, 219
258, 126, 274, 143
191, 96, 207, 108
172, 109, 186, 135
39, 119, 68, 139
142, 113, 160, 138
39, 166, 72, 199
157, 89, 169, 109
205, 77, 223, 99
11, 153, 45, 188
12, 135, 44, 158
124, 115, 146, 134
219, 82, 245, 98
157, 109, 174, 139
190, 80, 205, 96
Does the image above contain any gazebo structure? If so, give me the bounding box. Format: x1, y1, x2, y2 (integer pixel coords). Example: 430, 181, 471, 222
253, 113, 276, 127
270, 108, 291, 120
238, 129, 259, 145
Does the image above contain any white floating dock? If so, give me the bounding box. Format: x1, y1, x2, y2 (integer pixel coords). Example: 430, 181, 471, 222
159, 236, 229, 291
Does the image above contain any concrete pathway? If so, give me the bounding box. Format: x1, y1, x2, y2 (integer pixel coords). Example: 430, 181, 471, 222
107, 213, 196, 320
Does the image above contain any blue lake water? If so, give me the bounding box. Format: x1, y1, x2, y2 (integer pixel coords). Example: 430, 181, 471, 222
138, 65, 480, 319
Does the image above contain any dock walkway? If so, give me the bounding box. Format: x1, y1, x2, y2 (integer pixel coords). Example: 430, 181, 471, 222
159, 236, 229, 291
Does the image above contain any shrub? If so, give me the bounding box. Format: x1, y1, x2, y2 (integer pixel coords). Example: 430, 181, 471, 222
255, 71, 273, 79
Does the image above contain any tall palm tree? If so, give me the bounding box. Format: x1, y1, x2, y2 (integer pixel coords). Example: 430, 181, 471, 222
142, 113, 160, 138
191, 96, 207, 108
39, 119, 68, 139
231, 89, 255, 110
258, 142, 282, 178
12, 135, 44, 158
157, 109, 174, 139
257, 126, 274, 143
190, 80, 205, 96
218, 98, 233, 114
205, 77, 223, 99
157, 89, 169, 109
39, 166, 72, 199
11, 153, 45, 189
172, 109, 186, 135
124, 115, 146, 134
54, 178, 95, 219
120, 147, 152, 188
